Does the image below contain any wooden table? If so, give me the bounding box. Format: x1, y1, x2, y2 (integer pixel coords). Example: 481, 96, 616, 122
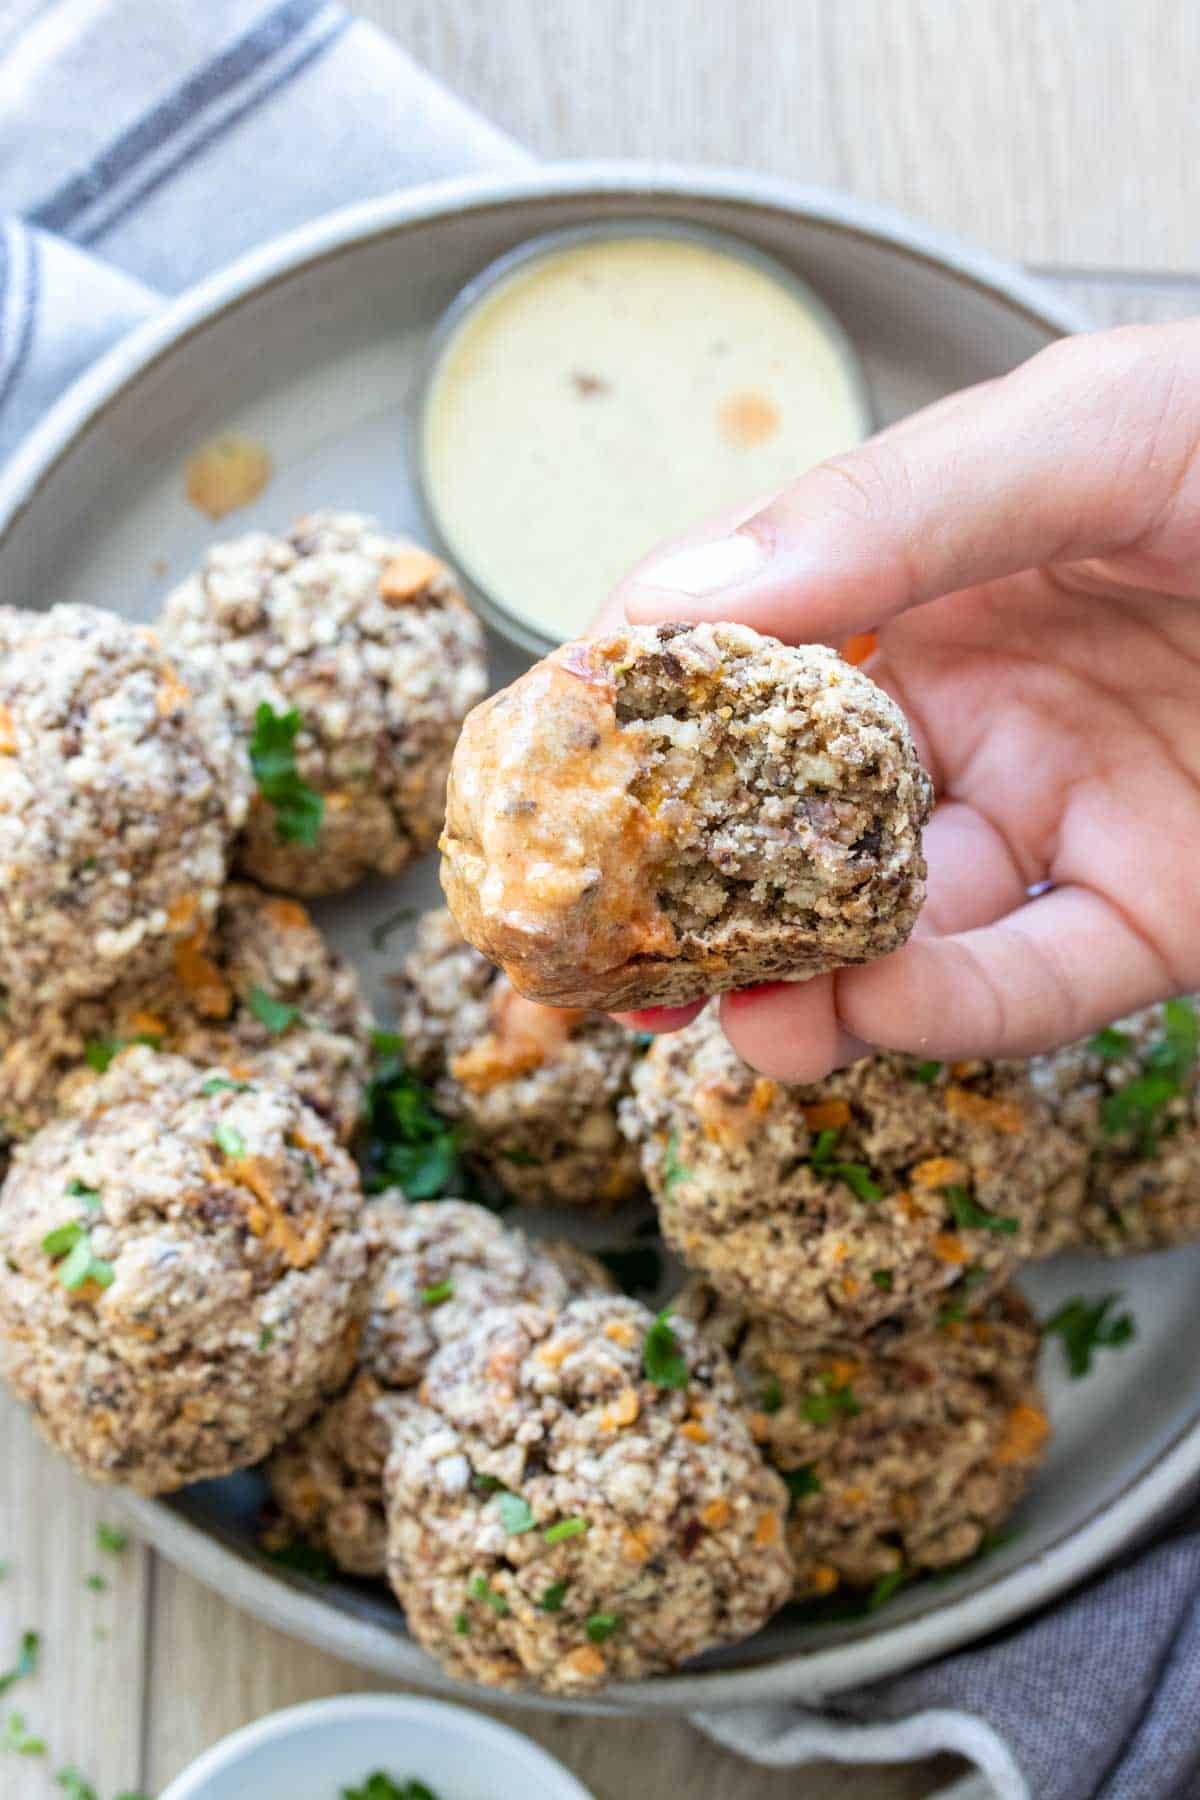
4, 4, 1200, 1795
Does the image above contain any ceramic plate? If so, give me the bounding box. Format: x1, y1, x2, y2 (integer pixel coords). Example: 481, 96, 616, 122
3, 163, 1197, 1713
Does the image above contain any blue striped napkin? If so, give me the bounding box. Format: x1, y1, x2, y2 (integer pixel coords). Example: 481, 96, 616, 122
2, 8, 1200, 1797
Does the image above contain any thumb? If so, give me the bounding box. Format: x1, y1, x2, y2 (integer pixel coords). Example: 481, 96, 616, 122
615, 322, 1200, 643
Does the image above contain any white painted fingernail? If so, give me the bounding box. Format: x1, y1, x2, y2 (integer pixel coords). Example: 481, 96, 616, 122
635, 531, 767, 596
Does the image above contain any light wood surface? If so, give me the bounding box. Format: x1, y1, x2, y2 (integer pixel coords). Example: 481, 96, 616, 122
4, 6, 1200, 1797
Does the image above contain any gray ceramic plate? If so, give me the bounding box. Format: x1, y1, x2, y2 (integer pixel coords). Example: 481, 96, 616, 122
2, 163, 1198, 1713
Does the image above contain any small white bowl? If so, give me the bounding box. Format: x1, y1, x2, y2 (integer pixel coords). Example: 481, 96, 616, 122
159, 1693, 595, 1800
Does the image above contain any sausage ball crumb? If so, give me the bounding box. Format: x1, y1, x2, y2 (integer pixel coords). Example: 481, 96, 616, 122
160, 513, 487, 895
1029, 997, 1200, 1255
267, 1196, 612, 1575
678, 1281, 1047, 1601
0, 1049, 368, 1493
394, 908, 645, 1208
0, 883, 371, 1152
624, 1008, 1084, 1336
0, 604, 249, 1019
440, 622, 933, 1010
382, 1294, 792, 1692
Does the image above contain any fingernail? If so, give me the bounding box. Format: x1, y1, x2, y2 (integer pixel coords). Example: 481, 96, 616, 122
634, 530, 768, 597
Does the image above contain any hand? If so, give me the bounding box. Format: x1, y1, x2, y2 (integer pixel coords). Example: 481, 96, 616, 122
609, 322, 1200, 1081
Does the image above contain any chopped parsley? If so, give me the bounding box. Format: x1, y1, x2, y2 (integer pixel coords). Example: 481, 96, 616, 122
783, 1466, 822, 1502
258, 1327, 275, 1351
0, 1630, 39, 1696
66, 1179, 100, 1210
246, 985, 303, 1035
248, 702, 325, 846
1088, 1026, 1134, 1060
4, 1710, 45, 1755
266, 1539, 337, 1581
808, 1128, 882, 1203
800, 1377, 860, 1425
470, 1473, 504, 1496
870, 1269, 894, 1292
420, 1280, 454, 1308
369, 906, 418, 952
538, 1581, 568, 1613
1099, 998, 1198, 1155
584, 1612, 624, 1644
212, 1123, 246, 1159
1045, 1294, 1135, 1377
342, 1777, 440, 1800
56, 1769, 101, 1800
911, 1060, 943, 1084
760, 1378, 784, 1415
938, 1265, 989, 1325
543, 1516, 588, 1544
202, 1076, 253, 1096
83, 1033, 159, 1074
866, 1566, 910, 1611
96, 1525, 128, 1555
943, 1184, 1019, 1235
453, 1613, 470, 1637
84, 1574, 106, 1593
661, 1132, 690, 1194
361, 1037, 466, 1200
498, 1146, 542, 1168
496, 1493, 535, 1536
468, 1575, 509, 1617
642, 1306, 689, 1390
42, 1224, 114, 1291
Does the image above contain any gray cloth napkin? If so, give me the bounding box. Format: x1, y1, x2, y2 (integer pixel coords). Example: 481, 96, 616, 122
2, 7, 1199, 1797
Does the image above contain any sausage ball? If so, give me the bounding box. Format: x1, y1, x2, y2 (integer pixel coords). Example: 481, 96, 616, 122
383, 1294, 793, 1693
440, 622, 933, 1010
1028, 998, 1200, 1255
0, 604, 249, 1019
393, 908, 645, 1208
0, 1049, 368, 1493
0, 883, 371, 1153
161, 513, 487, 895
624, 1008, 1084, 1336
267, 1196, 612, 1576
678, 1281, 1047, 1602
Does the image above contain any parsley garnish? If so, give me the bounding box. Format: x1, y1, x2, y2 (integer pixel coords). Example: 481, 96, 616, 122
420, 1280, 454, 1308
97, 1524, 128, 1554
943, 1184, 1019, 1235
66, 1179, 100, 1209
538, 1581, 568, 1612
212, 1123, 246, 1159
662, 1131, 690, 1194
1045, 1294, 1135, 1377
470, 1473, 504, 1496
911, 1061, 943, 1084
342, 1777, 439, 1800
4, 1710, 45, 1755
543, 1517, 588, 1544
808, 1128, 882, 1203
56, 1769, 101, 1800
83, 1033, 160, 1074
800, 1377, 860, 1424
258, 1327, 275, 1351
85, 1574, 106, 1593
642, 1307, 689, 1390
867, 1566, 910, 1611
783, 1466, 822, 1501
453, 1613, 470, 1637
42, 1224, 114, 1291
0, 1630, 39, 1696
498, 1146, 542, 1168
248, 703, 324, 846
1088, 1026, 1133, 1060
202, 1076, 253, 1096
361, 1039, 465, 1200
246, 985, 303, 1035
496, 1493, 535, 1536
1099, 998, 1198, 1155
871, 1269, 894, 1292
468, 1575, 509, 1617
585, 1612, 624, 1643
266, 1539, 337, 1581
760, 1378, 784, 1415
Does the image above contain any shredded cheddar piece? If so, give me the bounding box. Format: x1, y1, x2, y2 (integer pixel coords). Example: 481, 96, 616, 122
932, 1232, 970, 1266
601, 1387, 641, 1431
839, 1485, 867, 1508
290, 1128, 329, 1168
265, 897, 312, 932
563, 1645, 606, 1680
891, 1492, 920, 1522
603, 1317, 639, 1349
912, 1156, 969, 1190
841, 1275, 860, 1299
680, 1420, 710, 1444
155, 672, 191, 717
693, 1075, 777, 1146
0, 703, 16, 755
800, 1098, 852, 1132
808, 1563, 840, 1595
237, 1157, 329, 1269
621, 1526, 654, 1563
174, 931, 232, 1019
754, 1510, 782, 1547
748, 1411, 771, 1443
830, 1240, 849, 1264
840, 631, 878, 667
379, 545, 444, 602
451, 987, 584, 1094
944, 1085, 1025, 1134
536, 1338, 576, 1369
185, 433, 272, 520
126, 1010, 168, 1038
993, 1403, 1050, 1465
701, 1499, 732, 1530
826, 1357, 861, 1388
718, 389, 780, 448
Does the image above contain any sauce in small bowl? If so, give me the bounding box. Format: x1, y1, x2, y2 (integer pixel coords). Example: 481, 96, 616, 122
415, 223, 872, 654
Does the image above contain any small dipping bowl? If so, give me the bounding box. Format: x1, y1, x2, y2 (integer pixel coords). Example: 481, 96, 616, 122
159, 1692, 596, 1800
413, 220, 874, 656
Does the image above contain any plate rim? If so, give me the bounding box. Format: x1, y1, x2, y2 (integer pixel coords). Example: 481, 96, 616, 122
6, 160, 1189, 1710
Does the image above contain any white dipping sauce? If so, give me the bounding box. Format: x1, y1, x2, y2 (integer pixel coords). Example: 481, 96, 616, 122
421, 232, 871, 644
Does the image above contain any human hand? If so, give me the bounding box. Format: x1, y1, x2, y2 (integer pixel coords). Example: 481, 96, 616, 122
608, 322, 1200, 1080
